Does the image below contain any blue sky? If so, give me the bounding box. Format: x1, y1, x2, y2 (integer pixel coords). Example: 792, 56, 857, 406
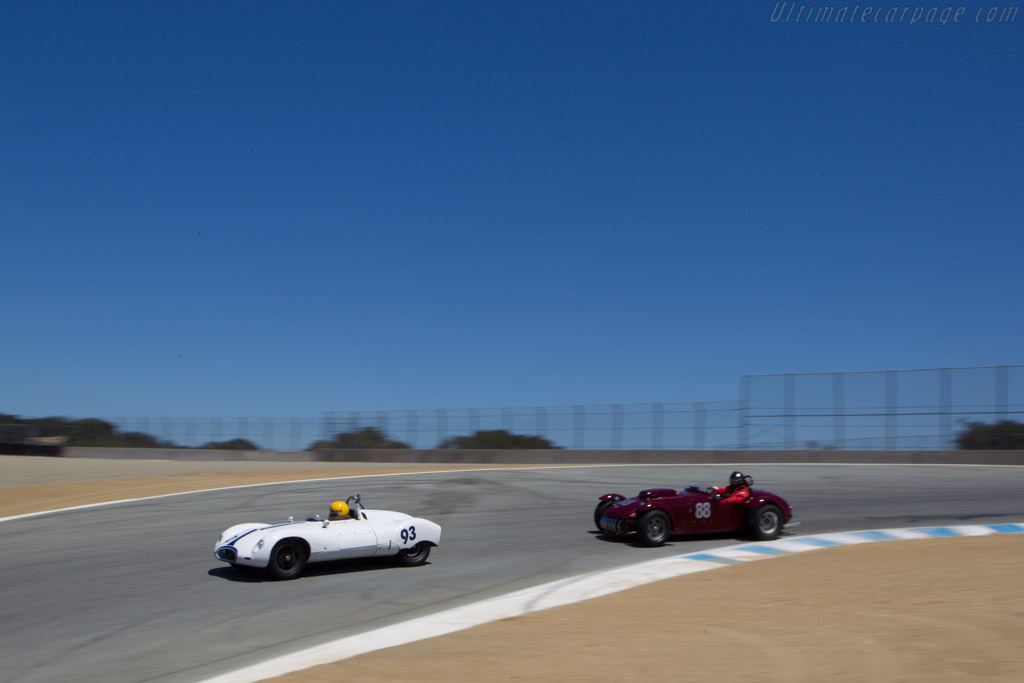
2, 1, 1022, 420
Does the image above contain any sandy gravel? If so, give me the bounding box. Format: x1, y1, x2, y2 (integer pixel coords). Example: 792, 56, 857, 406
0, 456, 545, 518
272, 535, 1023, 683
2, 455, 1020, 682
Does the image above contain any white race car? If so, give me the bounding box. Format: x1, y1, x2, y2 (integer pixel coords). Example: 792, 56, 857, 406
213, 494, 441, 579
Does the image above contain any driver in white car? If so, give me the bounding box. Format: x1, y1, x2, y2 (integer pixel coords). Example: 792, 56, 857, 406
328, 501, 353, 520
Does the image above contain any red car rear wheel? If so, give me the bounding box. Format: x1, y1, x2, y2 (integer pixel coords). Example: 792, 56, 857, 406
593, 501, 615, 531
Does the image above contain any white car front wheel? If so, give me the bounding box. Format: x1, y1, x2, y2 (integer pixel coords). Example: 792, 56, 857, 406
396, 542, 431, 567
268, 540, 307, 580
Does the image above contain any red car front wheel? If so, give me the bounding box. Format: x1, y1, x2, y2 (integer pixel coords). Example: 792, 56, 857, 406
749, 504, 782, 541
637, 510, 671, 546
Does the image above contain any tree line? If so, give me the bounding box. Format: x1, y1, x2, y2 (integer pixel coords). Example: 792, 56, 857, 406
4, 413, 1022, 451
953, 419, 1024, 450
0, 414, 561, 451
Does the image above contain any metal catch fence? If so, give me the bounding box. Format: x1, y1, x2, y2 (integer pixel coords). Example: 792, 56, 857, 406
6, 365, 1021, 451
739, 365, 1024, 449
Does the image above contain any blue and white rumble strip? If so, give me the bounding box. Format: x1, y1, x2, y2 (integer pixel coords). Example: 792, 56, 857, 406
198, 522, 1023, 683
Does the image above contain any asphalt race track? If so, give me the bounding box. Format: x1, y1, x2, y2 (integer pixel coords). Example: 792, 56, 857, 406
2, 464, 1023, 683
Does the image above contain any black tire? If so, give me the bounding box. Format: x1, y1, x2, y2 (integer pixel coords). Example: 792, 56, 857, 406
267, 540, 307, 580
636, 510, 671, 547
396, 542, 431, 567
749, 504, 783, 541
593, 501, 615, 531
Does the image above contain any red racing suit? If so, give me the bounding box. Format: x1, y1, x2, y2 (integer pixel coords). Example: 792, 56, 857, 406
711, 484, 751, 505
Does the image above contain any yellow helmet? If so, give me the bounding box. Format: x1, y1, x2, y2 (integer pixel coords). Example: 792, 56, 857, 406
329, 501, 349, 519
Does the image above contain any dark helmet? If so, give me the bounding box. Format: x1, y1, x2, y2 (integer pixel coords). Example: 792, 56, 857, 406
729, 471, 745, 486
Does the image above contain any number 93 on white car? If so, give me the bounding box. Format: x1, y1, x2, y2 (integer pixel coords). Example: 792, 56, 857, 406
213, 494, 441, 580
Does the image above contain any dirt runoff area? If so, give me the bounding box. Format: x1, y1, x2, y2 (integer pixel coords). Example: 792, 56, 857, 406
3, 456, 1022, 682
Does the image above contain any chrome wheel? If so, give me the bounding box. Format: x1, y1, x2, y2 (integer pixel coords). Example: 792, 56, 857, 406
758, 509, 780, 534
637, 511, 671, 546
750, 505, 783, 541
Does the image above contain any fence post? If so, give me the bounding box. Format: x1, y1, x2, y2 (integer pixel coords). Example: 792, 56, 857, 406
652, 403, 664, 449
940, 368, 952, 449
573, 406, 585, 449
996, 365, 1008, 418
436, 409, 447, 447
406, 410, 418, 448
739, 376, 750, 449
694, 402, 705, 449
885, 371, 898, 449
611, 404, 623, 449
784, 374, 795, 449
832, 373, 845, 449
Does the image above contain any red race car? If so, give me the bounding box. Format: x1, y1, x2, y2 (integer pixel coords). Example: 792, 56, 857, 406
594, 474, 795, 546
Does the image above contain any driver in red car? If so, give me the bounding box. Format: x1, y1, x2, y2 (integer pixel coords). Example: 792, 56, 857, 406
710, 471, 752, 504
